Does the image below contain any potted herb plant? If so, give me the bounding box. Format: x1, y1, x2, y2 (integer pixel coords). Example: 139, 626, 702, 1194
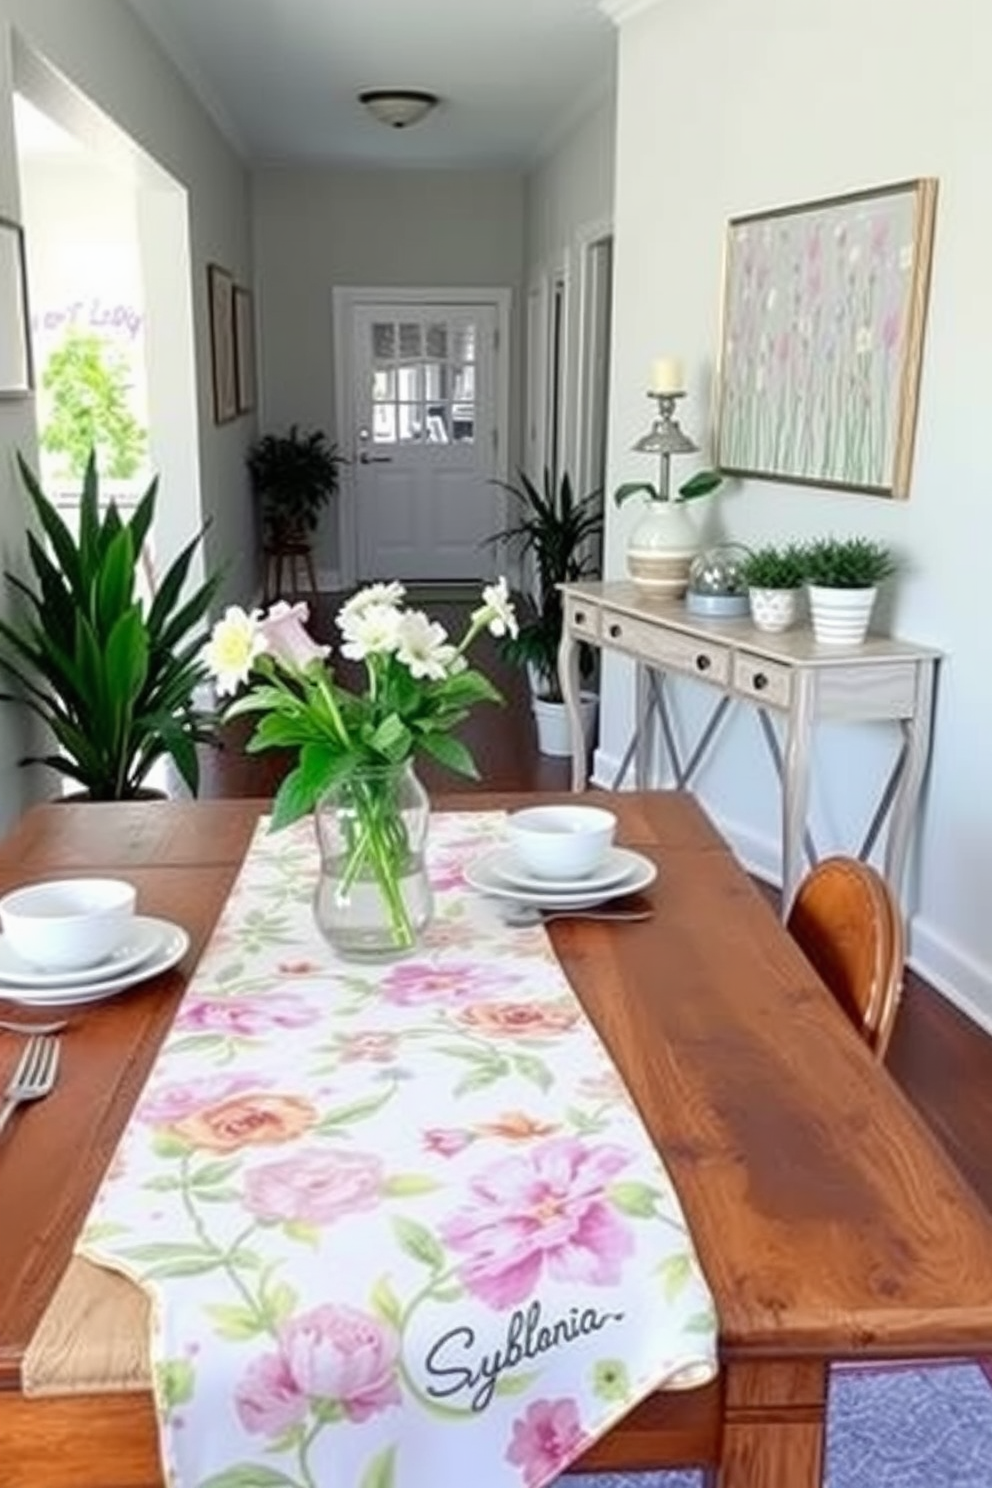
488, 468, 603, 756
802, 537, 898, 645
0, 451, 221, 799
247, 425, 344, 549
614, 468, 724, 595
739, 543, 807, 633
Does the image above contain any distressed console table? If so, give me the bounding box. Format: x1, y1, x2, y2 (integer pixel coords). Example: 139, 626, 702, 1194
558, 580, 940, 911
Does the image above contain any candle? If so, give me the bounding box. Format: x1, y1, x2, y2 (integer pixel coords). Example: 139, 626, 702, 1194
650, 357, 685, 395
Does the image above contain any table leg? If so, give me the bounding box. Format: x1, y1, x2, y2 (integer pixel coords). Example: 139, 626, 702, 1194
782, 671, 816, 917
557, 626, 586, 792
716, 1360, 827, 1488
635, 665, 659, 789
883, 658, 935, 903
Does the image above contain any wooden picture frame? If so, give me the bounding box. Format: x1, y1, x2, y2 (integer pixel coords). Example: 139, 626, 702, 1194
714, 178, 938, 497
207, 262, 236, 424
0, 217, 33, 399
233, 283, 256, 415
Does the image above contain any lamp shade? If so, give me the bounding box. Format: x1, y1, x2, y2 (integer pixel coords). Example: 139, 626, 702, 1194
359, 89, 439, 129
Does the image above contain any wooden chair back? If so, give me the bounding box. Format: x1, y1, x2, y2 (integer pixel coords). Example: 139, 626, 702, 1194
786, 856, 905, 1059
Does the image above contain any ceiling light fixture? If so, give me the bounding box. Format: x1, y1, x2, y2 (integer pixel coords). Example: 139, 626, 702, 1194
358, 89, 439, 130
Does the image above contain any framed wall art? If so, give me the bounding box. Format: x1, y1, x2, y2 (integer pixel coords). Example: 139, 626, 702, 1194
233, 283, 257, 415
0, 217, 33, 399
207, 262, 237, 424
714, 178, 938, 498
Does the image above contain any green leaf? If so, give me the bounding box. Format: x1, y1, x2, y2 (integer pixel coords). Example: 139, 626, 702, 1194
454, 1064, 506, 1096
678, 468, 724, 500
419, 730, 478, 779
204, 1303, 267, 1341
360, 1447, 397, 1488
393, 1216, 444, 1272
656, 1252, 693, 1302
369, 1274, 404, 1328
199, 1468, 299, 1488
494, 1369, 539, 1397
282, 1220, 321, 1247
382, 1173, 440, 1197
613, 480, 658, 506
512, 1052, 553, 1092
155, 1356, 195, 1410
607, 1181, 661, 1219
684, 1307, 717, 1333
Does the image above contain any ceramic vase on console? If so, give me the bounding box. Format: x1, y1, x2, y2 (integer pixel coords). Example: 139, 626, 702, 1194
313, 759, 433, 961
807, 585, 877, 646
625, 501, 698, 597
748, 586, 802, 634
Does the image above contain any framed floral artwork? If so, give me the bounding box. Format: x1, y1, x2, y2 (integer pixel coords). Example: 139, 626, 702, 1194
207, 262, 237, 424
714, 178, 938, 497
0, 217, 32, 399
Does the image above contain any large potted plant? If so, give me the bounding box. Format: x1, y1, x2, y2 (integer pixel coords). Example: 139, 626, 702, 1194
247, 425, 343, 549
489, 468, 603, 756
802, 536, 897, 645
0, 451, 220, 799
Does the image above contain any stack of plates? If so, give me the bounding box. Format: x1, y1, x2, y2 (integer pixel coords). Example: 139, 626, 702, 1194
0, 917, 189, 1007
464, 845, 657, 911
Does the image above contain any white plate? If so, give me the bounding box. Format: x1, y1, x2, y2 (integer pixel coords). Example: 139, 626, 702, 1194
0, 918, 190, 1007
484, 845, 636, 895
0, 916, 164, 988
465, 847, 657, 909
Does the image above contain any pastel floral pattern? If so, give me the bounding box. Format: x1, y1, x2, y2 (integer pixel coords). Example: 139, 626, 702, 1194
79, 812, 717, 1488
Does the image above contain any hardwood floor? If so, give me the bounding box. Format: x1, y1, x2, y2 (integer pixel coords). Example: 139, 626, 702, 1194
195, 590, 992, 1216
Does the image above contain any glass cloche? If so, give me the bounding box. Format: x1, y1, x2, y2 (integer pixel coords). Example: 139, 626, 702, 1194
685, 543, 751, 617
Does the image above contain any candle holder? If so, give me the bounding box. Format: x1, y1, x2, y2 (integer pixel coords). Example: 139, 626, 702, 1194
633, 390, 700, 503
624, 391, 702, 596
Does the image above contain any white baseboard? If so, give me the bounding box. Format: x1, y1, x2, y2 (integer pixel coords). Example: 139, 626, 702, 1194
590, 747, 992, 1038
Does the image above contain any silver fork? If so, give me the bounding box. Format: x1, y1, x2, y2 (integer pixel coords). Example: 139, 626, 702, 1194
501, 904, 653, 928
0, 1035, 61, 1137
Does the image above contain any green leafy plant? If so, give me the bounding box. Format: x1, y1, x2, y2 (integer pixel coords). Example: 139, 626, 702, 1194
0, 451, 221, 799
613, 468, 724, 506
247, 425, 344, 548
802, 537, 898, 589
487, 468, 603, 701
40, 329, 147, 480
739, 543, 807, 589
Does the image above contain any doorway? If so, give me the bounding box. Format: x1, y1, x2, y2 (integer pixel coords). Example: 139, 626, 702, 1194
334, 287, 510, 584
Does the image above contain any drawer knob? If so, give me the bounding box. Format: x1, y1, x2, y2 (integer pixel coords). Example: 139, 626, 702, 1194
695, 654, 711, 673
753, 671, 769, 691
575, 610, 586, 625
608, 623, 622, 640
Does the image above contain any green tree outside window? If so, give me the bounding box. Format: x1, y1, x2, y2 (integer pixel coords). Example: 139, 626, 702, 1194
40, 329, 148, 480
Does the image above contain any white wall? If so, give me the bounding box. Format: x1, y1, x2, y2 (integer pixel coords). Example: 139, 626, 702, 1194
252, 165, 526, 579
525, 91, 615, 487
604, 0, 992, 1026
0, 0, 254, 823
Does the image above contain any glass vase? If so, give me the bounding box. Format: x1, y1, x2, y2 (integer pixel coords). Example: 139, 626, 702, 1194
312, 760, 433, 961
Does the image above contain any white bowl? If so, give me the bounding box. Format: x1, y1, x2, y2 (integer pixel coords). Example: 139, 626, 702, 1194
0, 877, 137, 971
506, 804, 617, 881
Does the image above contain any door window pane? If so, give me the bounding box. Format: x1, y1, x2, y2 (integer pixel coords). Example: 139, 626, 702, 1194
425, 322, 448, 359
397, 404, 422, 442
397, 365, 420, 401
372, 368, 395, 400
452, 410, 475, 443
372, 404, 396, 443
372, 322, 395, 359
453, 325, 476, 363
423, 363, 449, 401
399, 323, 422, 359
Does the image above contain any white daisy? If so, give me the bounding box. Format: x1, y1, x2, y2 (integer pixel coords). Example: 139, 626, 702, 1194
203, 606, 268, 696
338, 601, 403, 661
474, 576, 519, 639
395, 610, 456, 681
335, 581, 405, 629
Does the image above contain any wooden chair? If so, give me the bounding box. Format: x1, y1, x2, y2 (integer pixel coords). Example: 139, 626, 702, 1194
786, 856, 905, 1058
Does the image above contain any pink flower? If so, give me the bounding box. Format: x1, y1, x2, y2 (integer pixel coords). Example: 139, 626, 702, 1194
338, 1031, 399, 1063
429, 850, 469, 891
381, 961, 520, 1006
244, 1148, 383, 1224
259, 601, 330, 670
138, 1074, 266, 1125
506, 1398, 585, 1487
175, 994, 321, 1037
424, 1127, 475, 1158
235, 1351, 307, 1436
440, 1137, 634, 1308
280, 1304, 400, 1422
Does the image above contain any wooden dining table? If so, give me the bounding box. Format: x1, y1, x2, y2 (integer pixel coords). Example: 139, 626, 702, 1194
1, 792, 992, 1488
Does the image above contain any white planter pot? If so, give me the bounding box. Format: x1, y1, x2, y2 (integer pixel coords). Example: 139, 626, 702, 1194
626, 501, 698, 596
749, 586, 802, 634
533, 691, 598, 758
807, 584, 877, 646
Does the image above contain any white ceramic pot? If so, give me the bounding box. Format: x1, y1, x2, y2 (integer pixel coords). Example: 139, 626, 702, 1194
532, 691, 598, 758
626, 501, 698, 596
748, 586, 801, 634
807, 584, 877, 646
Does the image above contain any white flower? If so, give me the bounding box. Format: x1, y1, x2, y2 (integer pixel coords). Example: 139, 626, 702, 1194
336, 582, 406, 629
338, 601, 403, 661
474, 576, 519, 639
258, 601, 330, 670
395, 610, 457, 681
855, 326, 873, 356
203, 606, 269, 697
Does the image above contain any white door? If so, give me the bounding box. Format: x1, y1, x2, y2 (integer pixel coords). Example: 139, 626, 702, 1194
345, 298, 505, 582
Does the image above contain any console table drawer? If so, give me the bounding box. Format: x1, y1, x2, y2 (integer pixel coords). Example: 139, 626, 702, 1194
733, 654, 792, 709
600, 611, 731, 683
564, 596, 600, 640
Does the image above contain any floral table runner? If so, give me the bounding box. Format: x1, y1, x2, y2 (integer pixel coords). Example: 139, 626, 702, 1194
80, 811, 717, 1488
